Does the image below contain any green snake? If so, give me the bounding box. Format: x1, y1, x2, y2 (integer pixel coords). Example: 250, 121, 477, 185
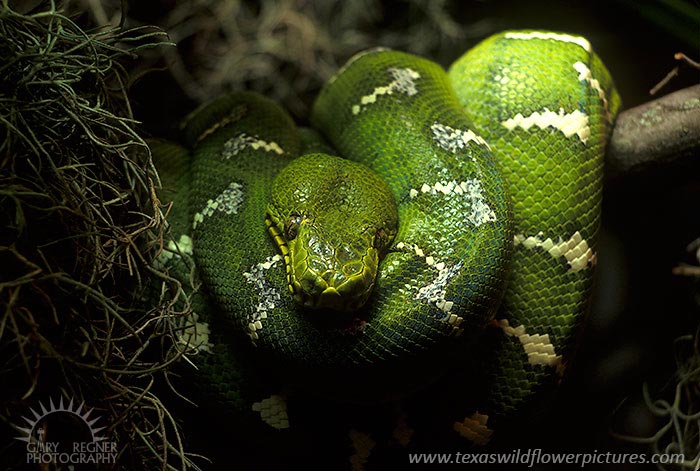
151, 29, 620, 461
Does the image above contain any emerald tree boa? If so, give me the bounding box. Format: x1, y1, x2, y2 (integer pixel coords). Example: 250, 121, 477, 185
150, 29, 619, 466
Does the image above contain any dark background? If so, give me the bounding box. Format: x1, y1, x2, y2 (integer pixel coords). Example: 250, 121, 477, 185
107, 0, 700, 468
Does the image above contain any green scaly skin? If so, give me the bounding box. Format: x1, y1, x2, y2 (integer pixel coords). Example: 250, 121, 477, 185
151, 30, 619, 460
266, 153, 398, 311
448, 30, 620, 421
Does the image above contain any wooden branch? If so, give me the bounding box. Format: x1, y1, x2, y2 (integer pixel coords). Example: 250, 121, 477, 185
606, 84, 700, 179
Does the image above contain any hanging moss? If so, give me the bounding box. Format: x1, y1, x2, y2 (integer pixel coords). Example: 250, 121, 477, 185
0, 1, 202, 469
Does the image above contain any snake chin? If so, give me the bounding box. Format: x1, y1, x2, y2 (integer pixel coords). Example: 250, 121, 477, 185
288, 254, 376, 312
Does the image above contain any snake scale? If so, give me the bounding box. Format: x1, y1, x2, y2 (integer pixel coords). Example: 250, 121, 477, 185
151, 30, 620, 464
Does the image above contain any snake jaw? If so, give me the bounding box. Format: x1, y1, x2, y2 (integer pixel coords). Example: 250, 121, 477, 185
266, 210, 379, 311
290, 242, 378, 312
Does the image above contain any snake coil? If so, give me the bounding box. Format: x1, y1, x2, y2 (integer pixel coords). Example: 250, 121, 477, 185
151, 30, 620, 458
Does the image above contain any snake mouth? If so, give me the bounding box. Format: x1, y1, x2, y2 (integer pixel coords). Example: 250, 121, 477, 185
287, 249, 377, 312
266, 211, 381, 312
291, 281, 374, 312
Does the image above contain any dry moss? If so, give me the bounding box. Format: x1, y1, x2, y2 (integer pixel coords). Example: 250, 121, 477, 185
0, 1, 203, 469
614, 331, 700, 470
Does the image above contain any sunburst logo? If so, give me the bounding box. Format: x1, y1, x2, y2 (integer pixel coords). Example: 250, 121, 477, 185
14, 396, 117, 466
14, 396, 106, 443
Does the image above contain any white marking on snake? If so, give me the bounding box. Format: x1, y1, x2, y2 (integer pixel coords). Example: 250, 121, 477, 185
192, 182, 245, 229
497, 319, 562, 369
431, 122, 490, 151
501, 107, 590, 144
395, 242, 463, 335
222, 132, 284, 159
504, 31, 591, 52
408, 179, 497, 227
252, 394, 289, 429
463, 180, 497, 226
154, 234, 193, 269
514, 231, 595, 272
453, 412, 493, 446
351, 67, 420, 115
348, 429, 375, 471
573, 61, 612, 123
415, 260, 461, 310
178, 313, 213, 354
242, 254, 283, 342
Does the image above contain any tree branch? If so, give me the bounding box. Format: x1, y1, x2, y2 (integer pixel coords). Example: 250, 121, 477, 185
606, 84, 700, 179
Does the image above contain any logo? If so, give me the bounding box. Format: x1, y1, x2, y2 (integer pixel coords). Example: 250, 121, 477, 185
14, 396, 117, 466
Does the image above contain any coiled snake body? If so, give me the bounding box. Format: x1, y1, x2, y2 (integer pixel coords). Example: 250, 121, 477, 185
152, 30, 620, 459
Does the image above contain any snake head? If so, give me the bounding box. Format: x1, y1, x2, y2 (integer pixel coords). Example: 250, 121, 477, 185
267, 153, 397, 312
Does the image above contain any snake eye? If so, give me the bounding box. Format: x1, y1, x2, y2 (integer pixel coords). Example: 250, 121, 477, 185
284, 214, 302, 240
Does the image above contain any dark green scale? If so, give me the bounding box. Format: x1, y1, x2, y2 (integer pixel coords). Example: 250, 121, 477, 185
187, 93, 301, 340
183, 94, 358, 383
148, 135, 288, 439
